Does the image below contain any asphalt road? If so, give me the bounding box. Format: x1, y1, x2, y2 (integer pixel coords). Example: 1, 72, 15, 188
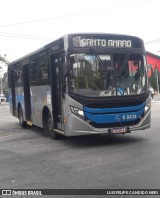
0, 102, 160, 198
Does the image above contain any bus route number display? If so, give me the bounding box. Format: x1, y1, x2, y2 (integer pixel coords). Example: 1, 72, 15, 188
72, 36, 132, 48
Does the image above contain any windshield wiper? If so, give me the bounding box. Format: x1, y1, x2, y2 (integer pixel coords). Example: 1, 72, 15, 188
120, 51, 131, 72
89, 48, 104, 68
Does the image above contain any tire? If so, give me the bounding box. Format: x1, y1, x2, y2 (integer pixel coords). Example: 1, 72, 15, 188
18, 106, 27, 128
43, 111, 60, 139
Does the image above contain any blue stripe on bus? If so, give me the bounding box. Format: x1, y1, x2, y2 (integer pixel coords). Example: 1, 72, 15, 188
83, 103, 145, 114
84, 109, 144, 124
83, 103, 145, 124
16, 95, 24, 103
8, 95, 24, 106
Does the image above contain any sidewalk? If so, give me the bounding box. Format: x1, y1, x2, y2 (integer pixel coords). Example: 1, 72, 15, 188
152, 94, 160, 103
0, 101, 9, 105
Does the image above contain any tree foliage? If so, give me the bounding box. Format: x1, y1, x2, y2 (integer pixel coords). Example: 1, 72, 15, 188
0, 54, 8, 65
0, 54, 9, 95
2, 72, 8, 95
149, 69, 160, 91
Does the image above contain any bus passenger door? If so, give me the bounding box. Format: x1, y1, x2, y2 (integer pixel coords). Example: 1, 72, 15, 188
22, 65, 31, 122
50, 53, 64, 131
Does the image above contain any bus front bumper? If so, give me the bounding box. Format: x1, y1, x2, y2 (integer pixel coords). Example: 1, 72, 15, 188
65, 109, 151, 136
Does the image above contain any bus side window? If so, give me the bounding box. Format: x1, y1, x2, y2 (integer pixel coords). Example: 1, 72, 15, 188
38, 52, 49, 85
30, 51, 49, 86
14, 63, 22, 87
29, 61, 39, 86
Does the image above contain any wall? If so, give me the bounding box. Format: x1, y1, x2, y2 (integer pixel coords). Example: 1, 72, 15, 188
146, 52, 160, 71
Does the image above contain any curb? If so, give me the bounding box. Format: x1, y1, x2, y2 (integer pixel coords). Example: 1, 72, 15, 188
151, 100, 160, 103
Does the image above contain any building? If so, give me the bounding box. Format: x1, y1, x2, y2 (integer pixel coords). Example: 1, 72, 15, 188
146, 51, 160, 77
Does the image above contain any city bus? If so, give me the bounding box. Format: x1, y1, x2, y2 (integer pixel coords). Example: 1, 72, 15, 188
8, 33, 151, 139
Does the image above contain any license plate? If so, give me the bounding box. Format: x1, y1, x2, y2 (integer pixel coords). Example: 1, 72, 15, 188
110, 127, 127, 134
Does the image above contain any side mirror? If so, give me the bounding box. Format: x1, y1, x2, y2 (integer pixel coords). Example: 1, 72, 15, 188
63, 62, 68, 78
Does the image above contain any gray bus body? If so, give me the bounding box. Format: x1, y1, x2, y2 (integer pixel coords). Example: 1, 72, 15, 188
8, 33, 151, 138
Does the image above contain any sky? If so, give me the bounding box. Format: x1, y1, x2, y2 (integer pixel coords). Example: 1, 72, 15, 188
0, 0, 160, 72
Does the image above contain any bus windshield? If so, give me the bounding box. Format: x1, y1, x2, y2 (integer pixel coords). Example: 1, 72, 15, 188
69, 53, 148, 97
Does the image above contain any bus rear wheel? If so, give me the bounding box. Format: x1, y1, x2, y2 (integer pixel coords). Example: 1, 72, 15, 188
18, 106, 27, 128
43, 111, 59, 139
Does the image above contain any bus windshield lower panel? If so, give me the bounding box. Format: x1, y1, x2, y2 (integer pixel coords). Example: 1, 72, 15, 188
69, 53, 148, 97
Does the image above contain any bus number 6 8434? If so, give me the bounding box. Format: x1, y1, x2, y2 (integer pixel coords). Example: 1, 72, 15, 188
123, 114, 137, 120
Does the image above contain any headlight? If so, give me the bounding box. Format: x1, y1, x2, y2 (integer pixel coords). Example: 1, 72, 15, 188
145, 105, 149, 112
144, 96, 151, 113
71, 106, 84, 118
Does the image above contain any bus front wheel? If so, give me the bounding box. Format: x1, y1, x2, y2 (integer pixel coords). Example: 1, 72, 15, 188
43, 111, 59, 139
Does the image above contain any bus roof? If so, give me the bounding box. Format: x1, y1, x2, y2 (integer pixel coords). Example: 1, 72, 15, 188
8, 33, 144, 66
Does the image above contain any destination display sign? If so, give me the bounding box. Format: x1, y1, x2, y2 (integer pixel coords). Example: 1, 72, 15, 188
72, 36, 132, 48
